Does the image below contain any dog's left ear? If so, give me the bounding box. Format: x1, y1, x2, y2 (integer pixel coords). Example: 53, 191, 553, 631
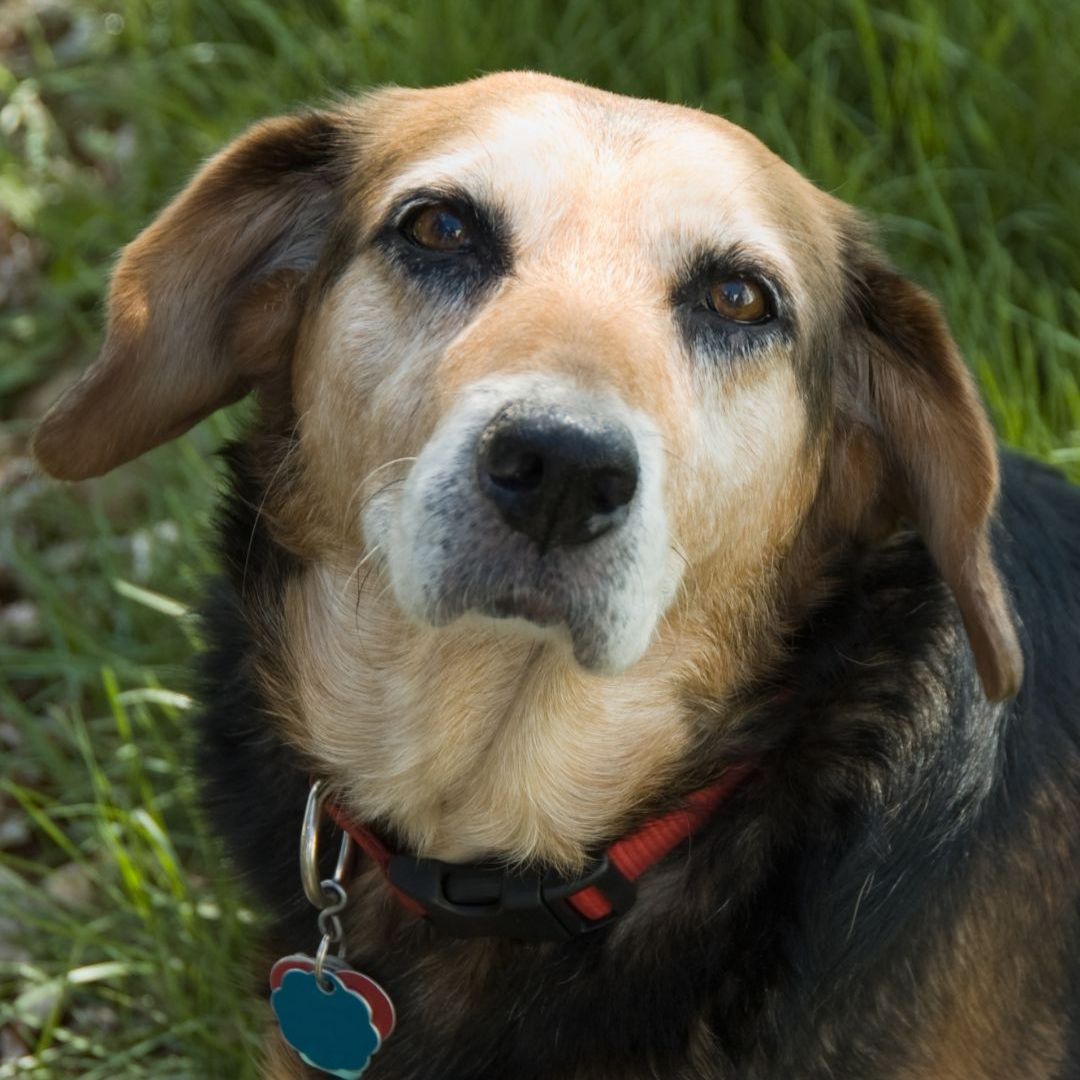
33, 109, 347, 481
840, 244, 1023, 701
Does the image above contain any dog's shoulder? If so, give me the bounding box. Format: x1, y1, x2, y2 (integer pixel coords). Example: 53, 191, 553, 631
994, 451, 1080, 786
997, 449, 1080, 632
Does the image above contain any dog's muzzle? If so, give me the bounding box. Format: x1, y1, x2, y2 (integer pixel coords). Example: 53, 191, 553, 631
369, 376, 674, 672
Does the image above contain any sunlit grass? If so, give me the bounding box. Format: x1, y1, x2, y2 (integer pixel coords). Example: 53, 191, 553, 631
1, 0, 1077, 1075
1, 676, 262, 1078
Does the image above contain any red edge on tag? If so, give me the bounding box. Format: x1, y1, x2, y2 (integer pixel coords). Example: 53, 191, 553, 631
270, 954, 396, 1041
269, 955, 312, 990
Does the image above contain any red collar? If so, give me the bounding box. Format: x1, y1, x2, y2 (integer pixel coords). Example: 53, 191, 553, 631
324, 763, 752, 941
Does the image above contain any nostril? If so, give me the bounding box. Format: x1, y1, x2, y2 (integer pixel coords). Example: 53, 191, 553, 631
486, 445, 543, 493
592, 467, 637, 515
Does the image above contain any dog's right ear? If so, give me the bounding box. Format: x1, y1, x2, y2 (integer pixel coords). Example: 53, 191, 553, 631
33, 110, 348, 480
835, 231, 1023, 702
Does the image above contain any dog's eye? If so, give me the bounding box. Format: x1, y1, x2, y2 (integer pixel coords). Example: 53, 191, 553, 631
707, 278, 772, 324
404, 203, 472, 252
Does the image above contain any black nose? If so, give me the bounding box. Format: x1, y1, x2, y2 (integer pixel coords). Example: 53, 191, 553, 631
477, 403, 639, 548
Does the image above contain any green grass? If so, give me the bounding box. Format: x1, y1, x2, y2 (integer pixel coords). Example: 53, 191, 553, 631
0, 1, 1077, 1075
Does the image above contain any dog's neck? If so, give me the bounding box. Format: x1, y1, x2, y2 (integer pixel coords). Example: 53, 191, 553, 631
276, 556, 735, 872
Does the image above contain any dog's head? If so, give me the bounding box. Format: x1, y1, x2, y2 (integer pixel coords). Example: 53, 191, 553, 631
34, 73, 1021, 858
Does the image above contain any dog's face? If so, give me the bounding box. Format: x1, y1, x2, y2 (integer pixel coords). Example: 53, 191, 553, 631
33, 73, 1021, 865
300, 83, 837, 677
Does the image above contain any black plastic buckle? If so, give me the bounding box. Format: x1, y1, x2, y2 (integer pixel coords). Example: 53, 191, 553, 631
387, 851, 637, 941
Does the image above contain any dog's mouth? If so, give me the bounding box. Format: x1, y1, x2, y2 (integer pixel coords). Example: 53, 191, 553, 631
488, 587, 562, 627
425, 553, 616, 667
382, 508, 668, 672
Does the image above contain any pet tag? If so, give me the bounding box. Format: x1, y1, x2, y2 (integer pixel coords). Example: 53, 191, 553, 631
270, 954, 395, 1079
275, 781, 397, 1078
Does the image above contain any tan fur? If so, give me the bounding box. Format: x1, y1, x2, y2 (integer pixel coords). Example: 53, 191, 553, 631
283, 563, 699, 869
261, 1022, 307, 1079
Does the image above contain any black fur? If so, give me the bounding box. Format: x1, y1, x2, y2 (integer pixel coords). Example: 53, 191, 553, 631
197, 450, 1080, 1079
195, 444, 314, 948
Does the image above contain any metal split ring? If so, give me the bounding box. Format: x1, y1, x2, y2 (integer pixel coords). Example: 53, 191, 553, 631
300, 778, 356, 910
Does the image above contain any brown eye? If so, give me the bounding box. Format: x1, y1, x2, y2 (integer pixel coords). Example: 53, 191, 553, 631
405, 203, 471, 252
707, 278, 771, 323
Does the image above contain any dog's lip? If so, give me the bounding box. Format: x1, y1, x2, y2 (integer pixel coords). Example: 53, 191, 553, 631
487, 588, 562, 626
426, 570, 614, 669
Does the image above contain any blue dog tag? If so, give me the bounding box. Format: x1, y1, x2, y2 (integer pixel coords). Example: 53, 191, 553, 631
270, 955, 395, 1079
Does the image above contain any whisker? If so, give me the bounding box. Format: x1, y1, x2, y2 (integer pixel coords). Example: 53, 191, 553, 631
341, 543, 384, 599
353, 476, 407, 524
355, 561, 378, 615
344, 456, 417, 521
372, 578, 397, 607
241, 414, 305, 601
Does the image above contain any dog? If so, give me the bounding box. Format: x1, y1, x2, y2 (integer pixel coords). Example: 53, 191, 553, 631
32, 72, 1080, 1079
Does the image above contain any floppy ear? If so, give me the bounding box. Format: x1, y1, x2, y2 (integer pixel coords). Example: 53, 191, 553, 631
33, 110, 347, 480
841, 246, 1023, 701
